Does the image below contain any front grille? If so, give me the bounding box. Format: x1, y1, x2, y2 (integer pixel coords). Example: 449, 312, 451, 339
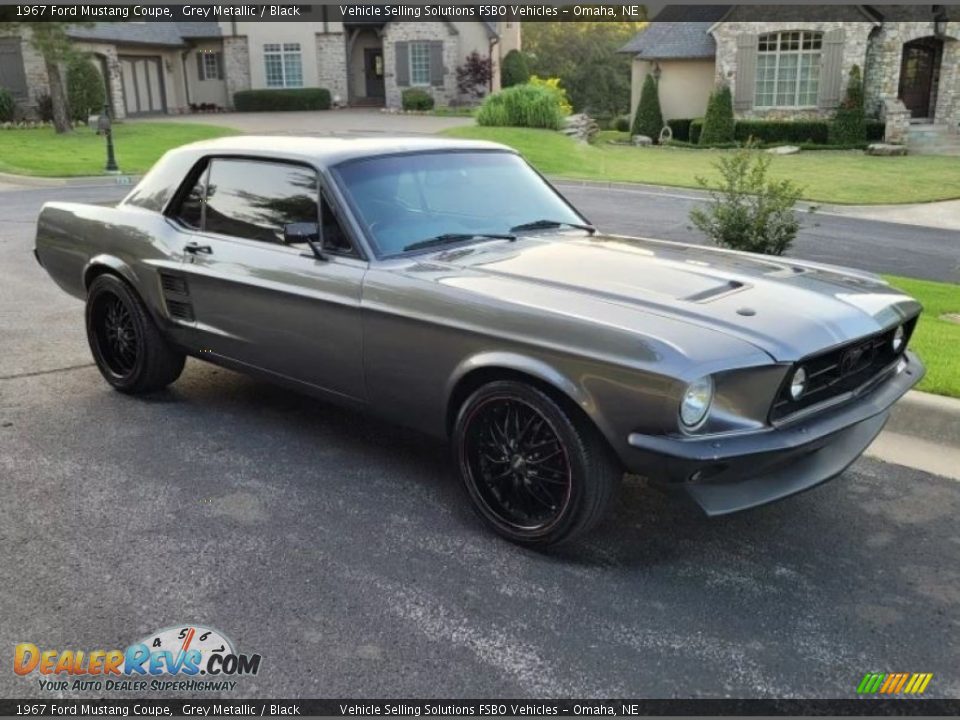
770, 316, 917, 422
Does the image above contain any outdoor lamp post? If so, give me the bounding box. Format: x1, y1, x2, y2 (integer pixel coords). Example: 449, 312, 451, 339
98, 103, 119, 174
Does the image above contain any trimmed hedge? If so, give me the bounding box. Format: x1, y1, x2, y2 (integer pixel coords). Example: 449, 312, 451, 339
402, 88, 434, 111
690, 119, 704, 144
0, 88, 14, 123
66, 57, 106, 122
631, 74, 663, 141
735, 120, 830, 145
700, 86, 735, 144
233, 88, 331, 112
614, 114, 630, 132
667, 118, 694, 142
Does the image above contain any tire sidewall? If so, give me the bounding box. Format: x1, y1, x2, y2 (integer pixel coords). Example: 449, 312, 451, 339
86, 274, 149, 391
454, 381, 590, 546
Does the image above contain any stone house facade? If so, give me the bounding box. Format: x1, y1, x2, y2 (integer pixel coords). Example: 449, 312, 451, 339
0, 20, 520, 121
623, 5, 959, 143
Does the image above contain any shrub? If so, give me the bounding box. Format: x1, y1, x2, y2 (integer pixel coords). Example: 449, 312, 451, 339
456, 51, 492, 100
630, 74, 663, 142
66, 57, 106, 122
830, 65, 866, 145
700, 85, 735, 145
689, 146, 807, 256
233, 88, 331, 112
501, 49, 530, 88
36, 94, 54, 123
0, 88, 15, 122
690, 118, 704, 144
667, 118, 694, 142
528, 75, 572, 115
476, 83, 566, 130
402, 88, 435, 111
734, 120, 830, 145
614, 114, 630, 132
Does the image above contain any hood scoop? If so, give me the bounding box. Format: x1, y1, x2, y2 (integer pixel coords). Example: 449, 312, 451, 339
681, 280, 746, 303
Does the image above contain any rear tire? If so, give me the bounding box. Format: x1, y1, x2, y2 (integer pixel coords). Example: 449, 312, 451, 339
453, 380, 621, 547
86, 273, 185, 394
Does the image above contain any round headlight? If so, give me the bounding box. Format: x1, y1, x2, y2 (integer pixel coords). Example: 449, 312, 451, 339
680, 376, 714, 428
892, 325, 905, 353
790, 366, 807, 400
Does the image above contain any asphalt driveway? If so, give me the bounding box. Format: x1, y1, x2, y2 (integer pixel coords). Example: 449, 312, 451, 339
1, 184, 958, 700
141, 108, 473, 136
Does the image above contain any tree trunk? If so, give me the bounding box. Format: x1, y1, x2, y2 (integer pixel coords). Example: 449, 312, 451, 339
44, 58, 72, 134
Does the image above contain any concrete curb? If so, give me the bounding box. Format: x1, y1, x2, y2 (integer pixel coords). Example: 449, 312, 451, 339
886, 390, 960, 448
0, 171, 140, 189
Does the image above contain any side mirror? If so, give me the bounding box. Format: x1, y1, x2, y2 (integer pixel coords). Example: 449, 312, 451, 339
283, 222, 319, 245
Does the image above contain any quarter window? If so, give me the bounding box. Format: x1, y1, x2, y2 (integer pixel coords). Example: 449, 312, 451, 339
203, 159, 318, 244
409, 42, 431, 86
755, 31, 822, 107
264, 43, 303, 88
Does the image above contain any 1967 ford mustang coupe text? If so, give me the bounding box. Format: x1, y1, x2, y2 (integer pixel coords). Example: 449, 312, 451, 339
35, 137, 924, 546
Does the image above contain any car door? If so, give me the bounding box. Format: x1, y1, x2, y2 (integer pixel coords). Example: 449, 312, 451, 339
168, 157, 367, 401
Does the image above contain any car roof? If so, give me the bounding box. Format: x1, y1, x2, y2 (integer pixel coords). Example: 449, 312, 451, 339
174, 135, 516, 167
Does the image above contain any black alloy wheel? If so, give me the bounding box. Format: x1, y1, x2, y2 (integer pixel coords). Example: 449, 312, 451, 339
86, 273, 185, 394
454, 380, 621, 547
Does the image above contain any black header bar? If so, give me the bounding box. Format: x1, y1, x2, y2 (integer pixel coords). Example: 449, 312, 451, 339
3, 699, 960, 717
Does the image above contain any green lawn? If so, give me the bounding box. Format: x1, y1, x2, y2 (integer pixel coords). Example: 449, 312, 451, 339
0, 122, 237, 177
443, 126, 960, 205
883, 275, 960, 399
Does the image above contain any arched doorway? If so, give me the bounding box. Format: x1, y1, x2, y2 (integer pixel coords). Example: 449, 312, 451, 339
898, 37, 943, 119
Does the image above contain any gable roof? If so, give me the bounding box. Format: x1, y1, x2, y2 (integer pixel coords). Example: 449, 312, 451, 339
66, 23, 188, 48
619, 5, 728, 58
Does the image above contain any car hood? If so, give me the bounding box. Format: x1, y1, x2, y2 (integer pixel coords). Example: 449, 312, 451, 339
414, 234, 921, 362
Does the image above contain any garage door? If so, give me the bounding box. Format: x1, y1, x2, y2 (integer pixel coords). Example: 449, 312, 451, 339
119, 56, 166, 115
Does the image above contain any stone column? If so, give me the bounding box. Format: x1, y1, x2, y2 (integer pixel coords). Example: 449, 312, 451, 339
316, 33, 348, 105
222, 36, 250, 109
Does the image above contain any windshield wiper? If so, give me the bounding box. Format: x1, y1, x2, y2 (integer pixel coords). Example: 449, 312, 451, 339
509, 219, 596, 234
403, 233, 516, 253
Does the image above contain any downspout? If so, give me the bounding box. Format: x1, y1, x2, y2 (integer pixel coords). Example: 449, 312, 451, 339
488, 36, 499, 93
181, 50, 192, 107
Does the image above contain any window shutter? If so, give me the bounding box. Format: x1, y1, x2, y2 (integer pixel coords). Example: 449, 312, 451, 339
395, 42, 409, 86
429, 41, 444, 87
196, 52, 205, 81
818, 29, 845, 109
216, 53, 224, 80
733, 33, 758, 111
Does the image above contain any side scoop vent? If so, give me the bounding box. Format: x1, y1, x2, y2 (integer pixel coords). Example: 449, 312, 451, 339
160, 273, 189, 296
166, 300, 195, 322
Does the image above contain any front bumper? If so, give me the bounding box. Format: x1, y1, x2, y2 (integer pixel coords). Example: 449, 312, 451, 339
625, 350, 924, 516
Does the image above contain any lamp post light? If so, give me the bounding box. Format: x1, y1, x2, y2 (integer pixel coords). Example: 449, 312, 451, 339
98, 103, 120, 174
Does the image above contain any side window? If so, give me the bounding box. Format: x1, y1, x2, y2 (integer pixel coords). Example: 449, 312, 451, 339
174, 166, 208, 229
204, 158, 318, 243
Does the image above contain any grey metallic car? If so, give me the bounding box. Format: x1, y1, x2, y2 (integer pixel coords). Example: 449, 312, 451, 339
35, 136, 924, 546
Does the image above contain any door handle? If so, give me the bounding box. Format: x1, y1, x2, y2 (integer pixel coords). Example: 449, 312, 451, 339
184, 242, 212, 255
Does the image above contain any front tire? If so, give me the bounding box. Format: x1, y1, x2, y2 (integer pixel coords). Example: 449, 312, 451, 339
86, 273, 185, 394
453, 380, 622, 547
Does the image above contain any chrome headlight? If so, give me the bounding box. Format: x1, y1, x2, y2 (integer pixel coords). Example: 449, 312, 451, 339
789, 366, 807, 400
679, 376, 714, 429
892, 325, 905, 353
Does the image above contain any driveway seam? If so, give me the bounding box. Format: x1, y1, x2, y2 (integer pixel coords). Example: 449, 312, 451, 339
0, 363, 95, 381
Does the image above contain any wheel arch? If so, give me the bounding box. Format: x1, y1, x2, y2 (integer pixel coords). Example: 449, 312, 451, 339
444, 353, 609, 443
83, 254, 138, 292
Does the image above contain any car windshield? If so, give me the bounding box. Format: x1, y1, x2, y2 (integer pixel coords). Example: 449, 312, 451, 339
333, 151, 587, 257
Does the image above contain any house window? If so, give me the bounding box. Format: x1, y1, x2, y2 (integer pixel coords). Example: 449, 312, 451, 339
264, 43, 303, 88
199, 52, 221, 81
409, 41, 431, 86
755, 31, 822, 107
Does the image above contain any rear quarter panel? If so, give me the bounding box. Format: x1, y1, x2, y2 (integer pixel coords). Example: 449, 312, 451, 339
35, 202, 182, 322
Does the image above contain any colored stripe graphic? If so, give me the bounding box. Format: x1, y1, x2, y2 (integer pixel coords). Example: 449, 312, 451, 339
857, 673, 933, 695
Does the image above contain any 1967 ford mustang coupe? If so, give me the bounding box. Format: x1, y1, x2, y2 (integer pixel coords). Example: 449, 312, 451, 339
35, 137, 923, 546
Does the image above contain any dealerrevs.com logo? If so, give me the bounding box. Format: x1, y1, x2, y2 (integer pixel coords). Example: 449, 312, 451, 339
14, 625, 262, 693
